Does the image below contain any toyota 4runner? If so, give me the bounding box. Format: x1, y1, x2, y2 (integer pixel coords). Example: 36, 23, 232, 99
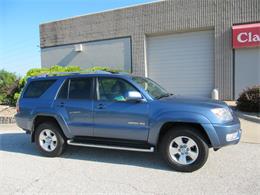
15, 72, 241, 172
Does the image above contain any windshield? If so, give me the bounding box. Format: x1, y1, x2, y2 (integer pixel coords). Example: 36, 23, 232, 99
132, 76, 171, 99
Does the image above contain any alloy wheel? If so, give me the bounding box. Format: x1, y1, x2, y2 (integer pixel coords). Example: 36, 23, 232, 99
39, 129, 58, 152
169, 136, 199, 165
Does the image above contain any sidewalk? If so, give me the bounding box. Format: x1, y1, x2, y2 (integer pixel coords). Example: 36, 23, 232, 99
0, 124, 19, 131
239, 118, 260, 144
0, 105, 16, 116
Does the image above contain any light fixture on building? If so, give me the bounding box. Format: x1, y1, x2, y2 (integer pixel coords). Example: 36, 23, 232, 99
74, 44, 83, 52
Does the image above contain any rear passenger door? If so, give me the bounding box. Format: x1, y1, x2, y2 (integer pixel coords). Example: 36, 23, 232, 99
55, 77, 94, 136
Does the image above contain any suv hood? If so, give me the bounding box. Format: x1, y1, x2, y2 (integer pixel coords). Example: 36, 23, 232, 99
154, 95, 237, 124
160, 95, 228, 109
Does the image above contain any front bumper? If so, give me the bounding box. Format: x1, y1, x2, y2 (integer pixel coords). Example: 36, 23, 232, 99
212, 121, 241, 149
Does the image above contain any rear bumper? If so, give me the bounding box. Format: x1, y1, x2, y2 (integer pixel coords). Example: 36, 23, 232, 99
15, 113, 32, 132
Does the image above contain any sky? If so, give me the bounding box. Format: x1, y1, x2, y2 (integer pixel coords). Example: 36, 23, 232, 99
0, 0, 154, 76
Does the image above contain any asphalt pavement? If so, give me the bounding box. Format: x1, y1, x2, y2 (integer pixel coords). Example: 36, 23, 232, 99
0, 128, 260, 195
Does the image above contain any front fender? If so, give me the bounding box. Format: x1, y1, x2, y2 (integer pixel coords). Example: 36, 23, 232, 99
31, 109, 73, 139
148, 111, 220, 147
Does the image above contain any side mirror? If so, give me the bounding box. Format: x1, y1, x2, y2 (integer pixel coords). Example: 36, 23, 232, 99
125, 91, 143, 102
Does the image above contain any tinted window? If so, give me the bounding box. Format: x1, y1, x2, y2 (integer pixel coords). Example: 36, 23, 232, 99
24, 80, 56, 98
58, 80, 69, 99
69, 78, 92, 100
98, 78, 138, 101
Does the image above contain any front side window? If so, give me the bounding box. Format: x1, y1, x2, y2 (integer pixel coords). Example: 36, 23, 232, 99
98, 78, 138, 101
132, 76, 170, 99
24, 80, 56, 98
68, 78, 92, 100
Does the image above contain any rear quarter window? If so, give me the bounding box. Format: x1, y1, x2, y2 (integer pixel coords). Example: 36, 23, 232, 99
23, 80, 56, 98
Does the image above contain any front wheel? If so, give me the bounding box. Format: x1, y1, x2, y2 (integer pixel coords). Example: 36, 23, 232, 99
160, 127, 209, 172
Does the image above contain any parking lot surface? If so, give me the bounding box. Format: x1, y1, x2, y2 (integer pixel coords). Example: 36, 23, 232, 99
1, 129, 260, 195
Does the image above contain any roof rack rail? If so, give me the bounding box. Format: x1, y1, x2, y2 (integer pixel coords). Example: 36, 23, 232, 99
32, 72, 81, 78
93, 70, 112, 74
31, 70, 114, 78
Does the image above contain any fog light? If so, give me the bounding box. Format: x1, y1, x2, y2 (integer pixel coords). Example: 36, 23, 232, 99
226, 131, 240, 142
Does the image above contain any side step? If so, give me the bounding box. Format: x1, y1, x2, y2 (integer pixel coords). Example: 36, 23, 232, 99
67, 140, 155, 153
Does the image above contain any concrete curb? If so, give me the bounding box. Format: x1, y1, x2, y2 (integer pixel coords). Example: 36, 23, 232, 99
0, 116, 16, 124
236, 111, 260, 124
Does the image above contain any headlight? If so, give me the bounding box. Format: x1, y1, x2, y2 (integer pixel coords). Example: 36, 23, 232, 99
211, 108, 233, 122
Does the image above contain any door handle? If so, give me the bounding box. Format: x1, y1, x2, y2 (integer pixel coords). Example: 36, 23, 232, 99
58, 102, 65, 107
96, 103, 105, 109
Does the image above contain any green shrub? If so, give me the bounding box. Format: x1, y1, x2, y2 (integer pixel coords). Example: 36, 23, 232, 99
87, 66, 121, 73
0, 69, 20, 106
237, 85, 260, 113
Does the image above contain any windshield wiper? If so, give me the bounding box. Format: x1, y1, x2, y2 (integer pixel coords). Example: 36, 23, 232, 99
156, 93, 173, 99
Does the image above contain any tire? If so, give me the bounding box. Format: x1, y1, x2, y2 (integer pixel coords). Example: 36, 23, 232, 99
160, 126, 209, 172
35, 122, 66, 157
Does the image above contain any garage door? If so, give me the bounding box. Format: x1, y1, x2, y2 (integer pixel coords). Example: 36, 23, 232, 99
147, 31, 214, 97
235, 47, 260, 99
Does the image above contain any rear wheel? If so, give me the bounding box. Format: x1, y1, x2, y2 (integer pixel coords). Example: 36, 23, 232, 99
160, 126, 209, 172
35, 122, 65, 157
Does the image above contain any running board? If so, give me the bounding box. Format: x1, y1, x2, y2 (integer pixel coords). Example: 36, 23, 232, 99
67, 140, 155, 153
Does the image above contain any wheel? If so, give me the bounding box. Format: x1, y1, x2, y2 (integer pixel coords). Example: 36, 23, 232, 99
35, 122, 66, 157
160, 126, 209, 172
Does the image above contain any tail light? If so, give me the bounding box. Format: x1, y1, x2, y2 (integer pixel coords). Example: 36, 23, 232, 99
16, 103, 20, 113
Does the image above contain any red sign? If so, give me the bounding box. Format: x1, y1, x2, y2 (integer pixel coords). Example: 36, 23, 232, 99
232, 23, 260, 49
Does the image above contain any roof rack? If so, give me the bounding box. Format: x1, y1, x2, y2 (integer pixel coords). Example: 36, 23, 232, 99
93, 70, 113, 74
32, 72, 80, 78
32, 70, 114, 78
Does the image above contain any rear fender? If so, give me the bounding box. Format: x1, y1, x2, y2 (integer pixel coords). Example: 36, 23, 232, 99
31, 110, 73, 139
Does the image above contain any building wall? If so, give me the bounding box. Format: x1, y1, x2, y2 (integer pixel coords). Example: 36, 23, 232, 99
40, 0, 260, 100
41, 37, 132, 71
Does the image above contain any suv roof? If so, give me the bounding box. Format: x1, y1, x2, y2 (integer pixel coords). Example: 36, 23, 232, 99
29, 71, 132, 80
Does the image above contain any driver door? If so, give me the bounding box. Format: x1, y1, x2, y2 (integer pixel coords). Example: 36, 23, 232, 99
93, 77, 149, 141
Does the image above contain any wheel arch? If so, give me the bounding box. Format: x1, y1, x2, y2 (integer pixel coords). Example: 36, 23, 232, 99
157, 122, 213, 148
31, 115, 69, 142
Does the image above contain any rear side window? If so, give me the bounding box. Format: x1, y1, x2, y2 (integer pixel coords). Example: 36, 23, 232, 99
68, 78, 92, 100
24, 80, 56, 98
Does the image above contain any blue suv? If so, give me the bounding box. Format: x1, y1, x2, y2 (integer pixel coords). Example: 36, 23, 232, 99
15, 72, 241, 172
